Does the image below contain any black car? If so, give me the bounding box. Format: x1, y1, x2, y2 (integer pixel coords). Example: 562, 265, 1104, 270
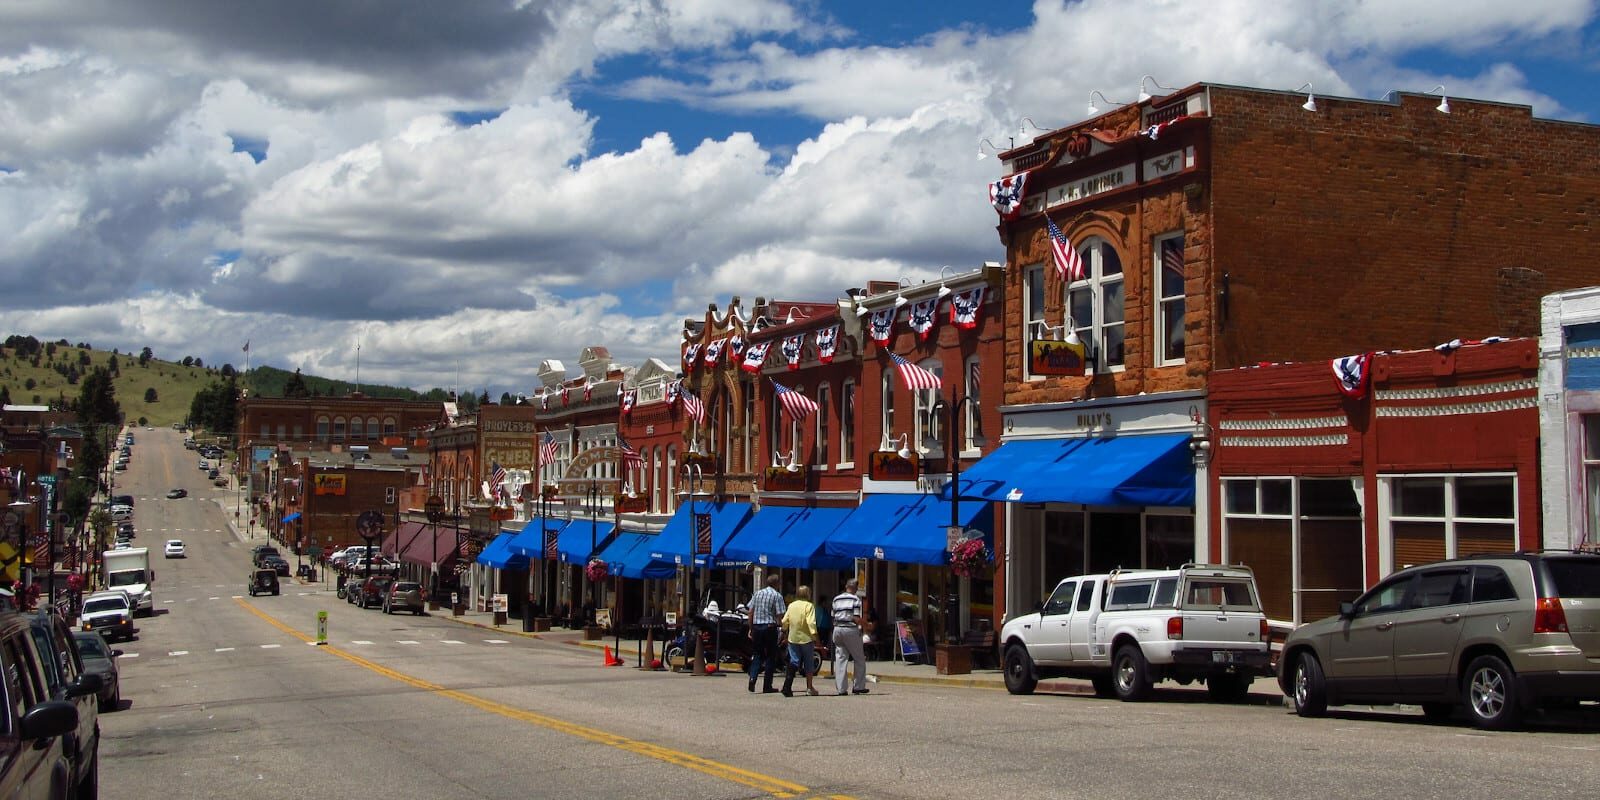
0, 608, 82, 799
22, 610, 102, 798
264, 556, 291, 577
72, 632, 120, 713
165, 488, 187, 499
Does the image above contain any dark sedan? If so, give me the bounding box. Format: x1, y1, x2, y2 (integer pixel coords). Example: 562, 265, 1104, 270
166, 488, 187, 499
72, 631, 121, 712
263, 556, 291, 577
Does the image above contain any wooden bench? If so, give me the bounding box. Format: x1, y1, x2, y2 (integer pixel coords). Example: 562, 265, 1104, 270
961, 629, 997, 669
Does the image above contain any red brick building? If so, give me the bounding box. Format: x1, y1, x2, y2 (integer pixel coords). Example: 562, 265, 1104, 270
971, 82, 1600, 620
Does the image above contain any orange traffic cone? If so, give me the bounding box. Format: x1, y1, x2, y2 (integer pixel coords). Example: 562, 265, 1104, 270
603, 645, 623, 667
639, 629, 656, 670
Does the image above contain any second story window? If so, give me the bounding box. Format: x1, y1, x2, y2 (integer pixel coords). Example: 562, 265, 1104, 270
316, 417, 329, 442
1067, 237, 1125, 371
840, 379, 856, 465
963, 356, 981, 453
913, 360, 944, 454
1155, 232, 1186, 365
815, 384, 831, 466
880, 370, 896, 448
1023, 264, 1045, 379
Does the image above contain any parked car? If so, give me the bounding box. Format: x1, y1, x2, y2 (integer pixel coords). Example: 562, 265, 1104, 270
1281, 551, 1600, 730
251, 546, 281, 567
384, 581, 425, 615
163, 540, 186, 558
248, 569, 280, 597
213, 477, 228, 487
197, 459, 208, 470
24, 610, 104, 797
1001, 564, 1272, 702
165, 488, 187, 499
111, 495, 133, 508
0, 607, 82, 799
72, 631, 121, 712
357, 577, 396, 609
79, 592, 135, 642
207, 468, 219, 480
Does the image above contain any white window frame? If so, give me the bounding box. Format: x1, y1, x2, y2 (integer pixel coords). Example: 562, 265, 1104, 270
1378, 472, 1518, 577
880, 369, 896, 449
1153, 231, 1186, 367
1220, 476, 1365, 625
838, 379, 856, 469
913, 359, 944, 456
961, 356, 981, 457
1022, 263, 1046, 381
815, 383, 831, 469
1584, 416, 1600, 543
1065, 236, 1125, 373
665, 446, 676, 513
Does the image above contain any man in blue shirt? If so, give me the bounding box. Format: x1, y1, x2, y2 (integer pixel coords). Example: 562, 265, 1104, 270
746, 575, 786, 693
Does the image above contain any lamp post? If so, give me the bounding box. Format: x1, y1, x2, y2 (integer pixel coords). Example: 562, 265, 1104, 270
584, 481, 602, 621
929, 391, 985, 642
425, 495, 445, 608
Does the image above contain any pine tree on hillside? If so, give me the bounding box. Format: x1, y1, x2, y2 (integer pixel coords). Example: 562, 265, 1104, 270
284, 369, 311, 398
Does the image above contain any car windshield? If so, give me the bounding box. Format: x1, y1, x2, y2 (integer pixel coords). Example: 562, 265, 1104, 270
74, 635, 108, 657
108, 570, 147, 587
84, 598, 128, 614
1545, 558, 1600, 598
167, 540, 182, 547
395, 583, 420, 591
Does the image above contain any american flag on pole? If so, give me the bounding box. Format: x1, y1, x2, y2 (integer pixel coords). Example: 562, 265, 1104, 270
539, 431, 559, 466
771, 379, 819, 419
490, 461, 509, 503
889, 353, 942, 391
680, 386, 706, 425
618, 435, 643, 469
1046, 216, 1085, 283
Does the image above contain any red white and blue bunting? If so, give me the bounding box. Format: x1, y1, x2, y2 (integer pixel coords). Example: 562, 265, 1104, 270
815, 324, 840, 364
619, 389, 636, 416
703, 338, 726, 367
868, 308, 895, 346
1331, 353, 1372, 398
665, 380, 681, 406
683, 343, 701, 370
988, 171, 1029, 220
561, 384, 571, 406
582, 379, 593, 403
728, 335, 745, 360
782, 333, 805, 371
741, 340, 772, 373
909, 298, 938, 341
950, 285, 985, 330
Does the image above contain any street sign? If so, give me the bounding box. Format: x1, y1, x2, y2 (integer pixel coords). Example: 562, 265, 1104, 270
355, 510, 384, 539
307, 544, 323, 559
315, 611, 328, 645
36, 475, 55, 486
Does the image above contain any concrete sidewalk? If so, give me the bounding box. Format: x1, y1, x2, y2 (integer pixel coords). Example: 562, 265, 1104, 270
436, 606, 1288, 702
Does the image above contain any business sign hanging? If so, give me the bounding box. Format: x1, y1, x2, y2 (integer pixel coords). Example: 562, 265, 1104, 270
1029, 338, 1088, 377
762, 465, 808, 492
867, 451, 919, 482
313, 474, 348, 496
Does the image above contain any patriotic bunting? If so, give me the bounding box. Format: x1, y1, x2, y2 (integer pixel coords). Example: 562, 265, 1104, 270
909, 298, 938, 341
665, 379, 681, 406
771, 379, 819, 419
620, 389, 636, 416
988, 171, 1028, 220
703, 338, 726, 366
582, 379, 593, 402
561, 384, 571, 406
889, 353, 942, 391
951, 285, 985, 329
815, 324, 839, 364
741, 340, 772, 373
868, 308, 895, 346
538, 391, 549, 411
683, 343, 701, 370
782, 334, 805, 370
1332, 353, 1372, 398
728, 335, 745, 359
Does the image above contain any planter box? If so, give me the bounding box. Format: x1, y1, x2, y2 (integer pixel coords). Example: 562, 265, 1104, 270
452, 603, 466, 617
936, 644, 972, 675
583, 625, 604, 641
533, 617, 552, 632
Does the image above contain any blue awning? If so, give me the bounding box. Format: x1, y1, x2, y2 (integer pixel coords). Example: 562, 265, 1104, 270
650, 502, 755, 568
595, 532, 676, 580
947, 434, 1195, 508
476, 533, 530, 570
826, 494, 993, 566
555, 520, 613, 565
281, 512, 301, 524
723, 505, 854, 570
508, 516, 569, 558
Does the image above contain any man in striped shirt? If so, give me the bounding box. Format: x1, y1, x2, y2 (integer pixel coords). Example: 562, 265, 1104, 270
831, 579, 869, 695
746, 575, 786, 693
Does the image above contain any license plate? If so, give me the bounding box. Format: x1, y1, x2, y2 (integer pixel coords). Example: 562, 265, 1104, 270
1211, 651, 1235, 663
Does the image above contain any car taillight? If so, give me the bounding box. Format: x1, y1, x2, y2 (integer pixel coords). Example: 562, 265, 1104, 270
1260, 619, 1270, 641
1167, 617, 1183, 640
1535, 597, 1569, 634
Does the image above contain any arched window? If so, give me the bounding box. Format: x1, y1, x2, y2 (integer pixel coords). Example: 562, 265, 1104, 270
665, 446, 677, 514
815, 384, 831, 466
383, 417, 398, 437
349, 417, 364, 440
368, 416, 380, 440
332, 416, 346, 441
1066, 236, 1125, 371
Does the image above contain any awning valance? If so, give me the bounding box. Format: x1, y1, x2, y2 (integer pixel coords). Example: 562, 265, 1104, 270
825, 494, 991, 566
508, 516, 570, 559
476, 533, 530, 570
724, 505, 853, 570
650, 502, 755, 568
947, 434, 1195, 508
594, 532, 675, 579
281, 512, 301, 524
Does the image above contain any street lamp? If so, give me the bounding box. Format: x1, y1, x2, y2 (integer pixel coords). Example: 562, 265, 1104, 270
928, 391, 986, 641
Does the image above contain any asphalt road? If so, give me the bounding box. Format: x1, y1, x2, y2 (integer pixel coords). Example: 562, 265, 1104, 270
98, 428, 1600, 800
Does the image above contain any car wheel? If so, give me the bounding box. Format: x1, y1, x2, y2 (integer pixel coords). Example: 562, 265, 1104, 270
1464, 654, 1522, 730
663, 643, 687, 669
1113, 645, 1152, 702
1421, 702, 1455, 721
1206, 674, 1251, 703
1090, 675, 1117, 698
1002, 644, 1038, 695
1290, 652, 1328, 717
415, 609, 423, 616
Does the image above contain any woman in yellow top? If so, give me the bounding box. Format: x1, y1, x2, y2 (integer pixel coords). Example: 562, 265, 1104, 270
780, 585, 820, 697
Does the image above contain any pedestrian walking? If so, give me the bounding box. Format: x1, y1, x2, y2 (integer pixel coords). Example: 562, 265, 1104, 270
831, 579, 869, 695
780, 585, 821, 697
746, 575, 786, 693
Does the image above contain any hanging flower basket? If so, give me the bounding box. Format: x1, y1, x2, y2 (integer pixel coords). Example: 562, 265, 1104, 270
584, 559, 609, 583
949, 537, 991, 578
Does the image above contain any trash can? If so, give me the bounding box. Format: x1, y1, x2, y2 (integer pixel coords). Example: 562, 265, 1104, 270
521, 614, 535, 633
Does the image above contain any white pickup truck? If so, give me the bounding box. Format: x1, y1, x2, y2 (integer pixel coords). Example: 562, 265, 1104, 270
999, 564, 1272, 702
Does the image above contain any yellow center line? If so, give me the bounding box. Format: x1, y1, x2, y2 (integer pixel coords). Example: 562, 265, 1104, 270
234, 599, 825, 798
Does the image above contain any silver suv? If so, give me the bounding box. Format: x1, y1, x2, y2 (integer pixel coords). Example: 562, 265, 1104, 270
1279, 551, 1600, 729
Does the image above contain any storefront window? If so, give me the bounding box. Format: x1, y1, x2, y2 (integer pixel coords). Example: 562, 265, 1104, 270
1088, 512, 1141, 574
1066, 238, 1125, 370
1388, 474, 1515, 569
1585, 416, 1600, 544
1042, 510, 1085, 590
1223, 476, 1363, 623
840, 380, 856, 465
1146, 515, 1194, 569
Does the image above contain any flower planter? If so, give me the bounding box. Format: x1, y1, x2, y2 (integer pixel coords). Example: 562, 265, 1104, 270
936, 644, 972, 675
533, 617, 552, 632
583, 625, 604, 641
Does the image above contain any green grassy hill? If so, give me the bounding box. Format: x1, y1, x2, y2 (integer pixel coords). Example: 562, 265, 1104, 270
0, 340, 233, 427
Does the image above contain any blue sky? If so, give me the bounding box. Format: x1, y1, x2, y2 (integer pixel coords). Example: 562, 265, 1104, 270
1, 0, 1597, 395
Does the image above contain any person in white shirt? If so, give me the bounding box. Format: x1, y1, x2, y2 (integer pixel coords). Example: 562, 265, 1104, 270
830, 579, 869, 695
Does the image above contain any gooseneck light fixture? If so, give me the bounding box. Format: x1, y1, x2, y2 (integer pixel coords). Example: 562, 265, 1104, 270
1427, 84, 1450, 114
1137, 74, 1175, 103
1087, 90, 1123, 116
1295, 82, 1316, 113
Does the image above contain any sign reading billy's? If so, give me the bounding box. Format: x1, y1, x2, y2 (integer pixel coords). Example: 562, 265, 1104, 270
1029, 338, 1087, 377
868, 451, 920, 482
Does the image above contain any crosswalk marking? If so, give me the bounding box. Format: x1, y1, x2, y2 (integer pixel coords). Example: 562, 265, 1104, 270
260, 644, 280, 649
169, 650, 188, 656
484, 639, 508, 644
398, 640, 419, 645
352, 640, 373, 645
208, 596, 219, 600
215, 647, 234, 652
441, 640, 464, 645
